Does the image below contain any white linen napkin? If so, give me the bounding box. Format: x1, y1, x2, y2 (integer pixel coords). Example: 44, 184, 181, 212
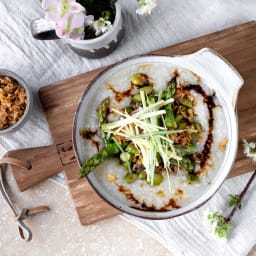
0, 146, 6, 158
123, 172, 256, 256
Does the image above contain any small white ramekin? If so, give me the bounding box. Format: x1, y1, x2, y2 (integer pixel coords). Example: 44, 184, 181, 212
0, 69, 33, 135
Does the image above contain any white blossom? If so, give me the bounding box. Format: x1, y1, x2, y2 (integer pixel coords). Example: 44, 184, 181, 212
136, 0, 157, 15
92, 18, 112, 36
243, 139, 256, 161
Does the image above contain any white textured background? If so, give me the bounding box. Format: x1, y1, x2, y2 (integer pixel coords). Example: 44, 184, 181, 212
0, 0, 256, 255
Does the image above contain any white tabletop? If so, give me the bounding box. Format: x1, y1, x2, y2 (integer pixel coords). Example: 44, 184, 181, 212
0, 0, 256, 255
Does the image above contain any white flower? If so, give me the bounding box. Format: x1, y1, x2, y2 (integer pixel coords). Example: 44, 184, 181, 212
42, 0, 88, 40
92, 18, 112, 37
136, 0, 157, 15
243, 139, 256, 161
42, 0, 85, 22
55, 12, 86, 40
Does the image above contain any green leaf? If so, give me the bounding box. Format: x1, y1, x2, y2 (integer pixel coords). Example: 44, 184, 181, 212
208, 212, 232, 238
228, 194, 242, 209
101, 10, 112, 21
215, 222, 231, 238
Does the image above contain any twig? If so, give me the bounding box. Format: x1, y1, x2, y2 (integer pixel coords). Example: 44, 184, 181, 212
225, 170, 256, 222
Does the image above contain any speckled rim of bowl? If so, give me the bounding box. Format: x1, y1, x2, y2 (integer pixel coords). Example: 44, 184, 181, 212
0, 69, 33, 135
72, 51, 241, 219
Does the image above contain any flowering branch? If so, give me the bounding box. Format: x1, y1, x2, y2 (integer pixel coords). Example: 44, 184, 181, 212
207, 139, 256, 238
41, 0, 158, 40
226, 170, 256, 222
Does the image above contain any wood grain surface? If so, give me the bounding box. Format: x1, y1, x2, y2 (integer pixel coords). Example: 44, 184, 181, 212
8, 21, 256, 225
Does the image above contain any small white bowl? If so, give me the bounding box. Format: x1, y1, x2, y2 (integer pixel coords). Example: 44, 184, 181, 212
0, 69, 33, 135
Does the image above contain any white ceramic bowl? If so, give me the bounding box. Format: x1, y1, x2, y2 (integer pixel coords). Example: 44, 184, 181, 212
73, 48, 244, 219
0, 70, 33, 135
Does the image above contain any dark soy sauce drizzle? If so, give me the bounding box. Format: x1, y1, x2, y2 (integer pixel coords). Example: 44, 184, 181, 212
130, 198, 181, 212
117, 184, 181, 211
80, 128, 100, 151
107, 83, 137, 102
184, 85, 216, 171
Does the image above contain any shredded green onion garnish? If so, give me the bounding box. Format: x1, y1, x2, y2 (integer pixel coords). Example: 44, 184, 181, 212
101, 91, 186, 187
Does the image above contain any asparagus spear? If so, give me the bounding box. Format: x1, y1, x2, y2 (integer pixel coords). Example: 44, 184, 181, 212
97, 97, 110, 128
165, 77, 176, 99
80, 97, 117, 178
164, 78, 177, 127
165, 104, 177, 128
80, 142, 120, 178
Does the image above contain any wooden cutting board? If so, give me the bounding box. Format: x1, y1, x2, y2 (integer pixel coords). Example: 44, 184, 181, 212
7, 21, 256, 225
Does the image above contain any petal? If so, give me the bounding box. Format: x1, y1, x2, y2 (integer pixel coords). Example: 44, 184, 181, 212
55, 19, 69, 38
55, 25, 66, 38
136, 0, 157, 15
42, 0, 59, 10
69, 2, 85, 13
56, 20, 85, 40
55, 19, 66, 30
55, 28, 69, 39
45, 10, 62, 22
54, 14, 84, 40
69, 12, 85, 30
92, 18, 112, 36
70, 30, 85, 40
84, 15, 94, 26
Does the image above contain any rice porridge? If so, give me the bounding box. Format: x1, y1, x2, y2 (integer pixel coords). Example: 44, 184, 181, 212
79, 62, 229, 211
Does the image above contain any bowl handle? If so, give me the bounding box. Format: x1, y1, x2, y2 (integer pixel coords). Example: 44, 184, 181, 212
186, 48, 244, 108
